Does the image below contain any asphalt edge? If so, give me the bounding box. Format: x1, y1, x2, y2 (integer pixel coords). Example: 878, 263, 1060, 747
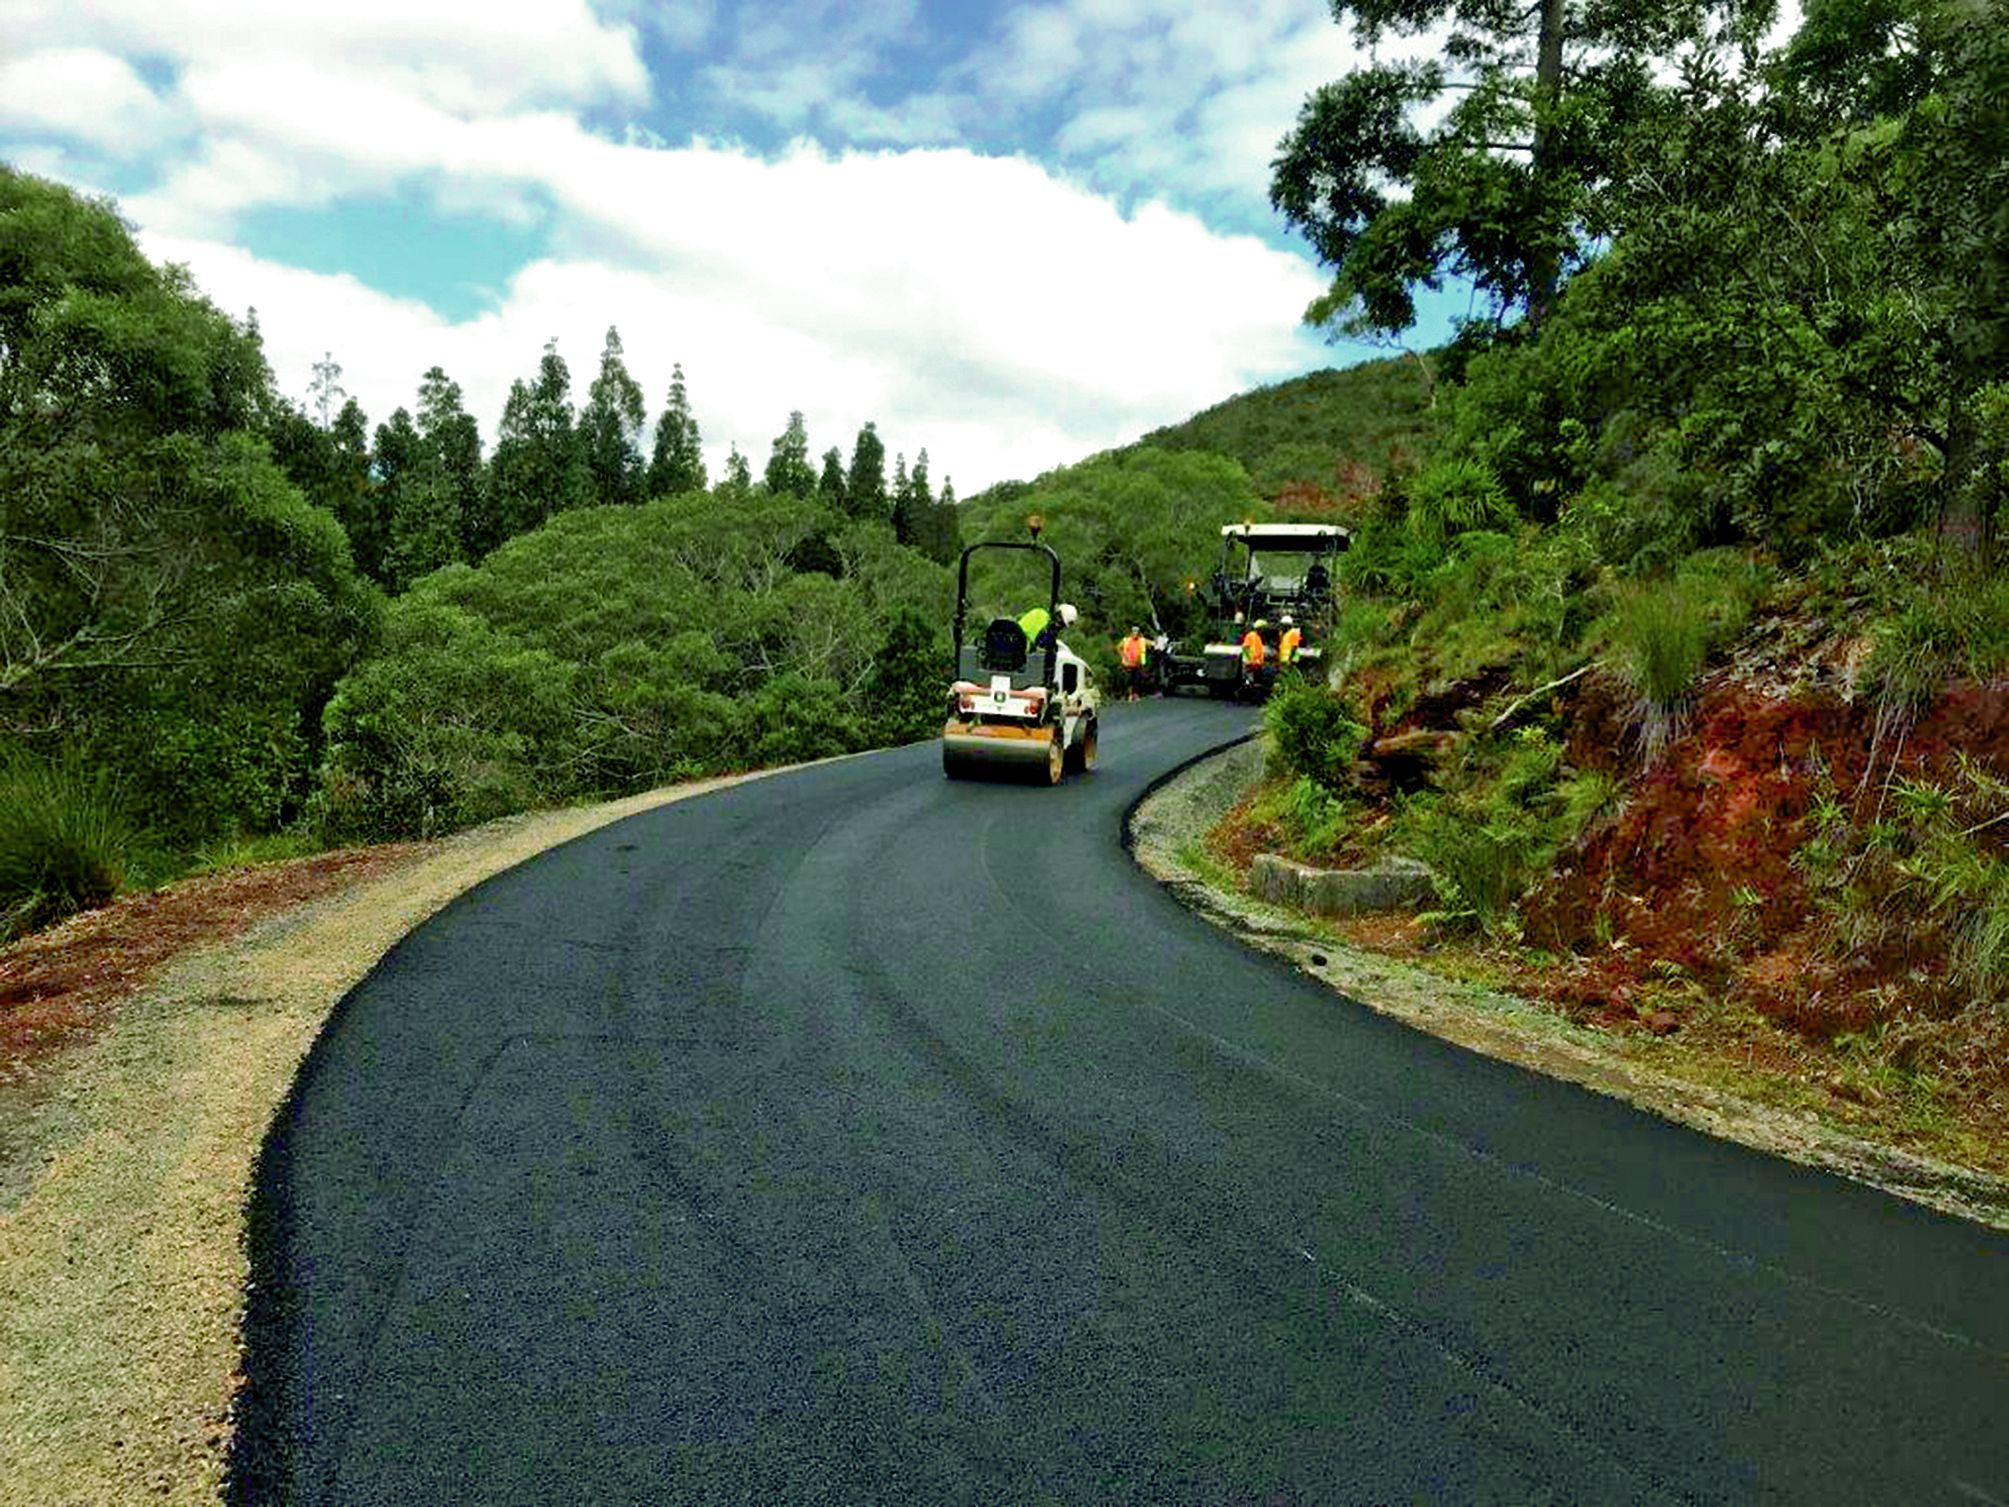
226, 753, 876, 1505
1122, 736, 2009, 1236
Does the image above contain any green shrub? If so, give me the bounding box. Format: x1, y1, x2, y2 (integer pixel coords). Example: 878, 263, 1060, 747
1605, 549, 1768, 741
1609, 579, 1710, 711
1264, 673, 1365, 791
1397, 794, 1554, 932
126, 703, 311, 843
1870, 567, 2009, 714
1795, 757, 2009, 1012
1896, 761, 2009, 1006
1391, 728, 1602, 934
1279, 775, 1351, 858
1403, 457, 1510, 543
0, 750, 133, 940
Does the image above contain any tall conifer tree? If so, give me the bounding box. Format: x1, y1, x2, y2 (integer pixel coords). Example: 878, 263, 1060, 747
816, 446, 847, 512
581, 326, 646, 507
647, 363, 707, 498
846, 422, 888, 523
765, 410, 817, 498
489, 338, 587, 539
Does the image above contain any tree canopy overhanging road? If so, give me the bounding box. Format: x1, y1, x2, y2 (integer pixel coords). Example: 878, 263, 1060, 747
234, 699, 2009, 1506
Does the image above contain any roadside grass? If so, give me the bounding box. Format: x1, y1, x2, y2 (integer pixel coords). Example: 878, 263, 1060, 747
0, 751, 134, 944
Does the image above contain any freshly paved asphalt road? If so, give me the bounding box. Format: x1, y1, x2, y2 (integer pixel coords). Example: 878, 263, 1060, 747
236, 698, 2009, 1505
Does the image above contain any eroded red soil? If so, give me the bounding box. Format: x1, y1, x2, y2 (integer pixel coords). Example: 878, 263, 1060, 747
0, 845, 424, 1088
1521, 674, 2009, 1103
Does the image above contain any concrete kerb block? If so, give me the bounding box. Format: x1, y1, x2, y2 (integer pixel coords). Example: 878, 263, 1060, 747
1249, 853, 1435, 917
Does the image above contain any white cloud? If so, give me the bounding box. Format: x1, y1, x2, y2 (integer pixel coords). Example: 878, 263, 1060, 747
5, 0, 647, 112
0, 48, 178, 154
137, 136, 1326, 493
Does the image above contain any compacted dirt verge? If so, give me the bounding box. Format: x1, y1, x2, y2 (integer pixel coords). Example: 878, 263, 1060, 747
0, 772, 777, 1507
1130, 739, 2009, 1235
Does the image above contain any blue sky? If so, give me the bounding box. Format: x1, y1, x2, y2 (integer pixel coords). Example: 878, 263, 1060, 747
0, 0, 1468, 491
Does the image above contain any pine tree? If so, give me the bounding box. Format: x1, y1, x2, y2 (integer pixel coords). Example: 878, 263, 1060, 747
409, 365, 479, 574
488, 338, 587, 540
720, 444, 753, 496
934, 476, 961, 564
329, 397, 384, 581
308, 351, 346, 429
1272, 0, 1755, 334
386, 462, 461, 591
765, 410, 817, 498
891, 451, 919, 547
581, 325, 645, 507
846, 422, 888, 523
372, 406, 442, 591
817, 446, 847, 512
912, 450, 957, 564
646, 363, 707, 498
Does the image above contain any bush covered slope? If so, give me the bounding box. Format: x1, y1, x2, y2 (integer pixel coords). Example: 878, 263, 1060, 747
318, 493, 951, 838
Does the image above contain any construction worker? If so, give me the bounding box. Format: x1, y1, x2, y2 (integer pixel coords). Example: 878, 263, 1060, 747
1239, 617, 1267, 700
1278, 615, 1302, 668
1016, 605, 1051, 655
1118, 625, 1150, 701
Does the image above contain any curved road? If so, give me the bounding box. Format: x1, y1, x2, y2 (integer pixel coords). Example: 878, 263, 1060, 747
236, 699, 2009, 1505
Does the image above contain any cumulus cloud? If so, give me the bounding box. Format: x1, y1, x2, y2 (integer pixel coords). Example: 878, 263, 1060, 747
0, 48, 179, 154
143, 136, 1327, 493
4, 0, 648, 114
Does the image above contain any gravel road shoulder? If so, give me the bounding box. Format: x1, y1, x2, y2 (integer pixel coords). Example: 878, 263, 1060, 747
0, 771, 783, 1507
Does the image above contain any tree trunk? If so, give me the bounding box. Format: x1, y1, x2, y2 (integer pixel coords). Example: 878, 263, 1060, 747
1937, 383, 1998, 570
1526, 0, 1569, 327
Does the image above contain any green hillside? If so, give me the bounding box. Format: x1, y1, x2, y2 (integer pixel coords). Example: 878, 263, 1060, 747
1137, 357, 1437, 504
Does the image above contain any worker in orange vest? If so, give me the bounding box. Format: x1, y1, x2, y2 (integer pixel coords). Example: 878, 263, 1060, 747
1278, 615, 1302, 668
1239, 618, 1267, 700
1118, 626, 1150, 701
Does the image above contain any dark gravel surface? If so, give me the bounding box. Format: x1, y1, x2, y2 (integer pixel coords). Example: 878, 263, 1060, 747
235, 698, 2009, 1505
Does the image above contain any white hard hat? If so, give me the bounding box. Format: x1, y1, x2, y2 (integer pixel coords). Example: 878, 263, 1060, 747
1281, 615, 1294, 626
1058, 603, 1078, 626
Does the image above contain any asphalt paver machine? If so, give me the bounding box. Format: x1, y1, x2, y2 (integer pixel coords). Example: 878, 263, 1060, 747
942, 531, 1100, 784
1164, 522, 1349, 700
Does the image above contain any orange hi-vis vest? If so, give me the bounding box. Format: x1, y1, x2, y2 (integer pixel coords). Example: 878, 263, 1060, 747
1119, 634, 1148, 668
1279, 626, 1303, 664
1241, 629, 1265, 667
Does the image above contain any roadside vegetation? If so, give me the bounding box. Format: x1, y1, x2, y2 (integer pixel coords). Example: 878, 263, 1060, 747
1208, 0, 2009, 1165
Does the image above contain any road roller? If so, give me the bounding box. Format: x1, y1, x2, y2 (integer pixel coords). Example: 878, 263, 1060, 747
942, 531, 1099, 784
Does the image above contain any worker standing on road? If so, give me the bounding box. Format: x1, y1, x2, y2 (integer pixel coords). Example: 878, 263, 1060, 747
1278, 615, 1302, 669
1118, 626, 1150, 701
1239, 618, 1267, 700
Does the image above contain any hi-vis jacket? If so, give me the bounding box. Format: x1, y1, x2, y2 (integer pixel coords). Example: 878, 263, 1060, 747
1240, 629, 1265, 667
1279, 626, 1303, 664
1119, 633, 1149, 668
